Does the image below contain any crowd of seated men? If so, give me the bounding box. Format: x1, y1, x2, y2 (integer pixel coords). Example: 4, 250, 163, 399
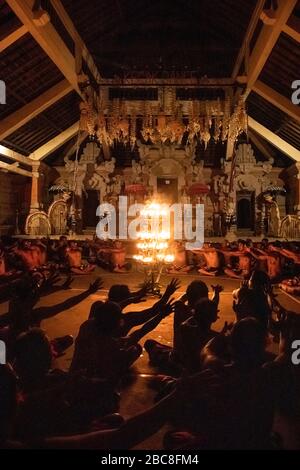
0, 230, 300, 449
0, 234, 299, 448
169, 238, 300, 292
0, 236, 131, 284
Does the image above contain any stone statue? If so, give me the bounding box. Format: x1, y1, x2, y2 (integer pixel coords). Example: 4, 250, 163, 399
265, 195, 280, 236
213, 175, 228, 196
191, 159, 204, 183
131, 159, 148, 184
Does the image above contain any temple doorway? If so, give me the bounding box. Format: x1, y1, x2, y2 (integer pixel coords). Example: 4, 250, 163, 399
157, 177, 178, 204
82, 190, 99, 228
237, 191, 255, 230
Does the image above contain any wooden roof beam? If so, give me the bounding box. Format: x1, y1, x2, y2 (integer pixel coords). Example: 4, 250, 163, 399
283, 14, 300, 42
29, 122, 79, 161
248, 116, 300, 162
0, 24, 28, 53
98, 78, 235, 87
253, 80, 300, 123
6, 0, 83, 97
0, 144, 34, 166
49, 0, 101, 83
0, 160, 32, 177
0, 80, 72, 140
244, 0, 297, 99
232, 0, 265, 79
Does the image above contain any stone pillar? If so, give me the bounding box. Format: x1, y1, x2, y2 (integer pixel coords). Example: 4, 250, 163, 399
30, 162, 41, 213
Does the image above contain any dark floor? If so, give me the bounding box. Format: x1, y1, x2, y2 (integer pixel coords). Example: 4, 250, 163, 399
1, 268, 300, 448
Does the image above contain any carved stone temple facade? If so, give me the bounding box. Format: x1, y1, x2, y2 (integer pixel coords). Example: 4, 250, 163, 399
15, 140, 300, 239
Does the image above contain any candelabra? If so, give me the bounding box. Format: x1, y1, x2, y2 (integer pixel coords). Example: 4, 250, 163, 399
133, 202, 175, 295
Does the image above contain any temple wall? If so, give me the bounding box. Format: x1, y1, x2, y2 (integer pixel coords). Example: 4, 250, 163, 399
0, 173, 29, 235
47, 142, 289, 238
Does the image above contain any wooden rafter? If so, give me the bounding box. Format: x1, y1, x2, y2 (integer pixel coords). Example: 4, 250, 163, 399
0, 160, 32, 177
29, 122, 79, 161
232, 0, 265, 79
253, 80, 300, 124
244, 0, 297, 98
0, 80, 72, 140
283, 14, 300, 42
0, 144, 34, 166
49, 0, 101, 83
248, 116, 300, 162
6, 0, 83, 97
0, 24, 28, 53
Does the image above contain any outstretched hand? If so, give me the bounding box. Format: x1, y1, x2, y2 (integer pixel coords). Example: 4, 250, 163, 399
162, 278, 181, 301
160, 298, 176, 317
211, 284, 224, 294
139, 280, 153, 296
88, 277, 104, 293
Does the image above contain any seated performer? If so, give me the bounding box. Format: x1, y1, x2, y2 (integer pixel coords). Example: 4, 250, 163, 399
110, 241, 130, 273
66, 241, 95, 275
270, 244, 300, 270
166, 242, 192, 274
221, 240, 252, 279
192, 243, 221, 276
14, 240, 40, 271
31, 240, 47, 267
249, 244, 282, 282
0, 248, 8, 278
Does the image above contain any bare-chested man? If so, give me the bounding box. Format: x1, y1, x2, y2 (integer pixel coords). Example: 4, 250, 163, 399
167, 241, 192, 274
249, 244, 282, 282
110, 241, 129, 273
271, 245, 300, 266
31, 240, 47, 267
221, 240, 252, 279
14, 241, 39, 271
66, 241, 95, 275
192, 243, 221, 276
0, 249, 6, 277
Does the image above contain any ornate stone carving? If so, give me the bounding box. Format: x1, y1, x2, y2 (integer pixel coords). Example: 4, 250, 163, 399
48, 199, 69, 235
25, 211, 51, 236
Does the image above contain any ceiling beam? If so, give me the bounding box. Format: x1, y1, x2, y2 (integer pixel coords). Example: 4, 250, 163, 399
244, 0, 297, 98
6, 0, 83, 97
98, 78, 235, 87
283, 14, 300, 42
29, 122, 79, 160
49, 0, 101, 83
0, 24, 28, 53
0, 144, 34, 166
232, 0, 265, 79
0, 80, 72, 140
0, 160, 32, 177
253, 80, 300, 123
248, 116, 300, 162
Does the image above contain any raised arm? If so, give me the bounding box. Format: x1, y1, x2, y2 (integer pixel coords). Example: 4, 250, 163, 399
210, 284, 223, 306
126, 300, 175, 346
121, 279, 180, 333
41, 389, 176, 449
33, 278, 103, 322
248, 248, 268, 260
